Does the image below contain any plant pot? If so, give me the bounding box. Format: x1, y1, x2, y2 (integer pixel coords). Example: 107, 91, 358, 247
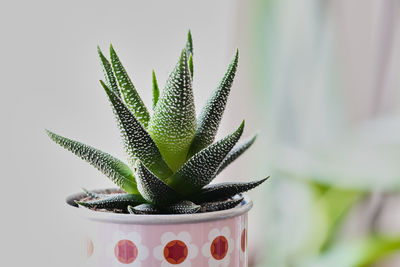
66, 189, 253, 266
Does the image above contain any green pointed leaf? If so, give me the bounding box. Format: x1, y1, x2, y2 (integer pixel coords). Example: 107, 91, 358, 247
186, 30, 193, 57
152, 70, 160, 110
76, 193, 145, 210
46, 130, 138, 194
97, 46, 119, 96
201, 197, 243, 212
188, 50, 239, 157
128, 204, 160, 214
186, 30, 194, 77
217, 134, 257, 175
147, 50, 196, 171
101, 81, 173, 180
188, 54, 193, 79
168, 121, 244, 195
110, 45, 150, 127
192, 177, 269, 203
136, 162, 182, 206
164, 200, 200, 214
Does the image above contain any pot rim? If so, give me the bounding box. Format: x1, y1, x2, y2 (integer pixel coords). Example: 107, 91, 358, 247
66, 188, 253, 225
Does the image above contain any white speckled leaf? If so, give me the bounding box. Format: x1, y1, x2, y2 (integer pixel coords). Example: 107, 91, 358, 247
135, 162, 182, 206
97, 46, 119, 96
128, 204, 161, 214
46, 130, 138, 194
217, 134, 257, 175
164, 200, 200, 214
110, 45, 150, 128
168, 121, 244, 195
188, 50, 239, 157
128, 201, 200, 214
201, 197, 243, 212
101, 81, 173, 180
76, 193, 145, 210
192, 177, 269, 203
147, 50, 196, 171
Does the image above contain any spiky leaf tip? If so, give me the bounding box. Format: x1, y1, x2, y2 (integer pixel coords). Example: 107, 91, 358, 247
109, 44, 150, 127
188, 50, 239, 157
46, 130, 138, 194
147, 49, 196, 171
76, 193, 146, 210
97, 46, 119, 96
136, 161, 182, 206
217, 133, 257, 175
186, 30, 194, 77
152, 70, 160, 110
168, 121, 245, 195
201, 197, 244, 212
192, 177, 269, 203
101, 81, 173, 180
186, 30, 193, 56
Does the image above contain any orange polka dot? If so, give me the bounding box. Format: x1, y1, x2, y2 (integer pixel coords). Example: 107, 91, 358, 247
210, 236, 228, 260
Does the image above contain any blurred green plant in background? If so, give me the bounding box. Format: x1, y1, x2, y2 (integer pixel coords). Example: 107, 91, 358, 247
242, 0, 400, 266
260, 172, 400, 267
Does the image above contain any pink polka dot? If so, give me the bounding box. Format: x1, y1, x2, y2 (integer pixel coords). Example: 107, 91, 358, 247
114, 240, 138, 264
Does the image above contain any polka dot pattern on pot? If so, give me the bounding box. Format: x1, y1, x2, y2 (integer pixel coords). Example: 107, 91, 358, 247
80, 215, 248, 266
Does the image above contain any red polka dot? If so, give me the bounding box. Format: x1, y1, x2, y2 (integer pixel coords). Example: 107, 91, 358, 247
164, 240, 188, 264
114, 240, 138, 264
210, 236, 228, 260
241, 229, 246, 252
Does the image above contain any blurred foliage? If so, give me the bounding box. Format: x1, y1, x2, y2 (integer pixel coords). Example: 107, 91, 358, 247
249, 0, 400, 266
257, 174, 400, 267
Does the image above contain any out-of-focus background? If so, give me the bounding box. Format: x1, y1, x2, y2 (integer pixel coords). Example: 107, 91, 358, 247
1, 0, 400, 266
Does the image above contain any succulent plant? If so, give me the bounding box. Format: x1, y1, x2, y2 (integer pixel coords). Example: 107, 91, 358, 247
47, 31, 268, 214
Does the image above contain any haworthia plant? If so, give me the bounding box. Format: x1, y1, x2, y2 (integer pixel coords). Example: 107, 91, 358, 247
47, 31, 268, 214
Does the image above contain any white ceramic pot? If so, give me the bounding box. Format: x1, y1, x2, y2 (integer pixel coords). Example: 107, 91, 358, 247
66, 189, 252, 267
